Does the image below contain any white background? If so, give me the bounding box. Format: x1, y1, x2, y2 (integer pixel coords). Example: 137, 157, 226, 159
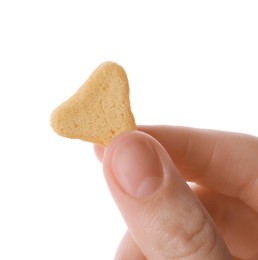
0, 1, 257, 259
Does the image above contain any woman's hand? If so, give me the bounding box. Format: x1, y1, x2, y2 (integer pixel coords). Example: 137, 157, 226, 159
94, 126, 258, 259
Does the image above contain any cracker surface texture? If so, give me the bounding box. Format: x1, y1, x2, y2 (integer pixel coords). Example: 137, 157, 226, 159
51, 61, 136, 146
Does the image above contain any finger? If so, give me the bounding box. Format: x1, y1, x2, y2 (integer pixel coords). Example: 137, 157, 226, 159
139, 125, 258, 212
192, 185, 258, 259
103, 131, 231, 259
93, 144, 104, 162
115, 230, 146, 260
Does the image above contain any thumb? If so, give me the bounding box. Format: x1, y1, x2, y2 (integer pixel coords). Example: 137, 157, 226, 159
103, 131, 232, 260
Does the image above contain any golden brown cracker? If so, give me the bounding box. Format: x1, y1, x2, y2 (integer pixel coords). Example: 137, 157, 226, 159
51, 61, 136, 146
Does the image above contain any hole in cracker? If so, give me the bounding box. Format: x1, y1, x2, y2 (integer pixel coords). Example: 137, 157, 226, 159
73, 122, 79, 128
102, 84, 108, 91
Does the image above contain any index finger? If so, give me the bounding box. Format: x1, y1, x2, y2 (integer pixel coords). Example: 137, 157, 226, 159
139, 126, 258, 213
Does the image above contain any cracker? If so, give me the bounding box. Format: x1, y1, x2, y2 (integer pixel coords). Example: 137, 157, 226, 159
50, 61, 136, 146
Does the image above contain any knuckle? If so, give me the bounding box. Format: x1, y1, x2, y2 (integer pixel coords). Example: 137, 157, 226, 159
152, 203, 217, 259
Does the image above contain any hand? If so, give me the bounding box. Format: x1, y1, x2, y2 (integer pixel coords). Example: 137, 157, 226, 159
94, 126, 258, 259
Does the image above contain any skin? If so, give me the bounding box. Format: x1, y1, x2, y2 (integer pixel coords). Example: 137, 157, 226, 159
94, 126, 258, 260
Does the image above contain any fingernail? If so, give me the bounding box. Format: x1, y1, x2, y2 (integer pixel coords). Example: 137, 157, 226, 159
111, 134, 163, 198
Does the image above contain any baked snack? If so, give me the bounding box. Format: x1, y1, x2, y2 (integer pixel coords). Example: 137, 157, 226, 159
51, 61, 136, 146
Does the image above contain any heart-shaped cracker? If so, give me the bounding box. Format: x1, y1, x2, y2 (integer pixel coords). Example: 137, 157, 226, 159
51, 62, 136, 146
